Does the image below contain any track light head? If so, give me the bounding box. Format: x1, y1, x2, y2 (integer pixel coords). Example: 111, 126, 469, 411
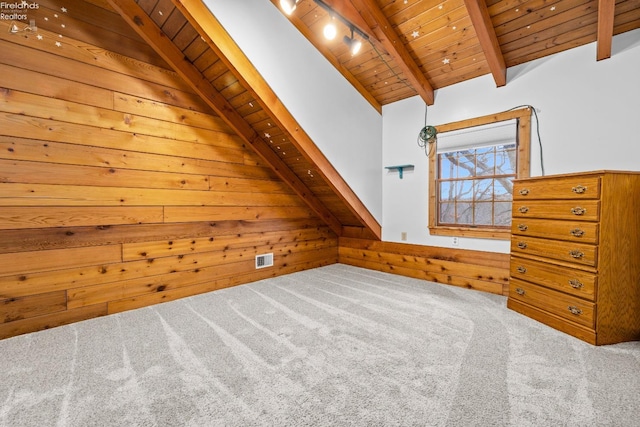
280, 0, 299, 15
343, 35, 362, 55
350, 38, 362, 55
342, 27, 362, 55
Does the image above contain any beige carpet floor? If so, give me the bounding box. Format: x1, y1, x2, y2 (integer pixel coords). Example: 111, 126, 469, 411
1, 264, 639, 426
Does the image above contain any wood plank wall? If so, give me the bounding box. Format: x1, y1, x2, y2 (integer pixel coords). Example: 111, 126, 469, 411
339, 238, 510, 296
0, 17, 337, 339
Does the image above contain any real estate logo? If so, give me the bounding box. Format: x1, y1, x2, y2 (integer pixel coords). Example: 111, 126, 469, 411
3, 2, 68, 48
0, 1, 39, 21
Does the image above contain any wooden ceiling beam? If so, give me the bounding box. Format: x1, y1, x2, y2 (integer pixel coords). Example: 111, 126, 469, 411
107, 0, 346, 237
597, 0, 615, 60
349, 0, 435, 105
172, 0, 381, 239
463, 0, 506, 87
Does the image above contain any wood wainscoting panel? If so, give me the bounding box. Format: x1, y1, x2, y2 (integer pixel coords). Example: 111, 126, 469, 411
0, 304, 108, 341
107, 246, 338, 315
339, 238, 510, 295
1, 291, 67, 324
0, 245, 121, 278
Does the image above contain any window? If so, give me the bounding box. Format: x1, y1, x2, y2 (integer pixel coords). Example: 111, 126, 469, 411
438, 143, 516, 227
428, 108, 531, 239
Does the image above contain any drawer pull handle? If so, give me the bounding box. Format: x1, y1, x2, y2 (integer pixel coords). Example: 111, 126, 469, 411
515, 288, 525, 296
569, 279, 584, 289
517, 224, 528, 232
519, 188, 530, 196
517, 242, 528, 249
516, 266, 527, 274
572, 185, 587, 194
568, 306, 583, 316
569, 250, 585, 259
570, 228, 585, 237
571, 207, 586, 216
518, 206, 529, 214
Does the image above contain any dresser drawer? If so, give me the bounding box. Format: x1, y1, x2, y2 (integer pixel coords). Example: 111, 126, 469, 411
512, 200, 600, 221
509, 279, 595, 329
511, 218, 598, 244
511, 236, 597, 267
510, 256, 596, 300
513, 176, 601, 200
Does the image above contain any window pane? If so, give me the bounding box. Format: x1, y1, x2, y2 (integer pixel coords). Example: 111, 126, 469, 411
439, 155, 455, 179
458, 180, 474, 201
439, 181, 456, 202
495, 178, 513, 200
456, 151, 474, 178
439, 202, 455, 223
474, 202, 493, 226
494, 202, 512, 226
476, 147, 495, 176
457, 202, 473, 224
475, 179, 494, 201
496, 145, 516, 174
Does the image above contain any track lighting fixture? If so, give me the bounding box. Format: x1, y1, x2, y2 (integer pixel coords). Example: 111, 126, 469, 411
343, 28, 362, 55
279, 0, 300, 15
280, 0, 369, 55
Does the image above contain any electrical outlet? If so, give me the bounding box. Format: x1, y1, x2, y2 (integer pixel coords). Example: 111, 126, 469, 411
401, 232, 407, 241
452, 237, 459, 246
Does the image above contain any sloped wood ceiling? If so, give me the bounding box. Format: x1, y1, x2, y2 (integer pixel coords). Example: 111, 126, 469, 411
98, 0, 381, 240
274, 0, 640, 109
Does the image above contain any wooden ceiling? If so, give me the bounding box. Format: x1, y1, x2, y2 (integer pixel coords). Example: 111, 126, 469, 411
273, 0, 640, 111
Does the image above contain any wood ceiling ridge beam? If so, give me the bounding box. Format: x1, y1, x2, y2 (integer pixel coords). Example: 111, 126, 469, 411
349, 0, 435, 105
106, 0, 344, 237
463, 0, 507, 87
171, 0, 381, 240
597, 0, 615, 60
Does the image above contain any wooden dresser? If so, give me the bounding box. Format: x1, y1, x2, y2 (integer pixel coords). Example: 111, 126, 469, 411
507, 170, 640, 345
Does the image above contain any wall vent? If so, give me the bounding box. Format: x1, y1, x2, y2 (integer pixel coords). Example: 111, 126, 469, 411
255, 253, 274, 269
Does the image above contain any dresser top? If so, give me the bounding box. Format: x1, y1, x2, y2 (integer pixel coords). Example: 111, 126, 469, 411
515, 170, 640, 182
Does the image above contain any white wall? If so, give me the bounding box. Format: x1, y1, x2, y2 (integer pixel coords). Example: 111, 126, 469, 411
382, 29, 640, 253
203, 0, 383, 222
